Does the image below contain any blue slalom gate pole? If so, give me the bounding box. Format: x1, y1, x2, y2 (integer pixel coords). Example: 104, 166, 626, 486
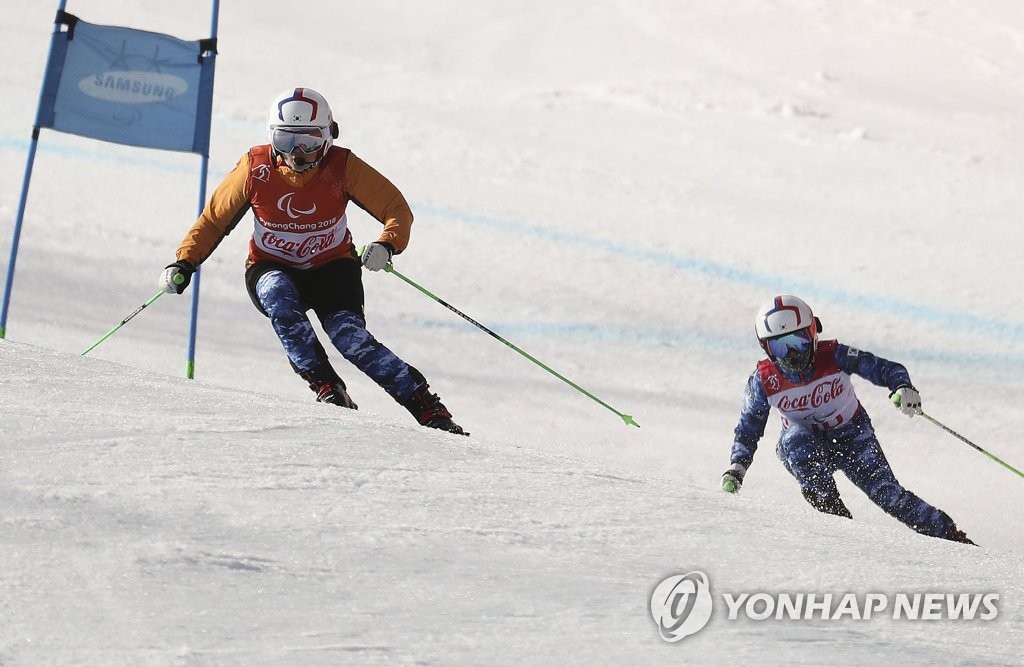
185, 163, 206, 380
0, 135, 41, 340
0, 0, 68, 340
184, 0, 220, 379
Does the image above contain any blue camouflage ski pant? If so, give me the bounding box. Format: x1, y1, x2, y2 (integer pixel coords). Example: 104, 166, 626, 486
251, 263, 421, 403
775, 410, 955, 538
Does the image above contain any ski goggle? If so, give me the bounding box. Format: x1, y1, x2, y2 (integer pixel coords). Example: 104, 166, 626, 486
271, 127, 329, 155
764, 328, 813, 361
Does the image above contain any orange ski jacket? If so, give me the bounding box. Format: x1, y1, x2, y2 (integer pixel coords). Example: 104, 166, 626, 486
175, 146, 413, 269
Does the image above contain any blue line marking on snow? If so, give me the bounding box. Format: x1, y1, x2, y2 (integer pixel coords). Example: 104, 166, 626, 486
0, 136, 200, 173
2, 133, 1017, 356
414, 318, 1024, 380
416, 318, 750, 352
416, 202, 1024, 343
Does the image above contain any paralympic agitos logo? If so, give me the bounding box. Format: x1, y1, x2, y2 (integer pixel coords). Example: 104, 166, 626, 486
277, 192, 317, 219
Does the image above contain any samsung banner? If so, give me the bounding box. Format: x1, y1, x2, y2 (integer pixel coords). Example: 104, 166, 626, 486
1, 4, 219, 375
35, 12, 215, 155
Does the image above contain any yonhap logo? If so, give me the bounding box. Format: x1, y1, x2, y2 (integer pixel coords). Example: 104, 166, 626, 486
649, 571, 999, 642
649, 571, 714, 642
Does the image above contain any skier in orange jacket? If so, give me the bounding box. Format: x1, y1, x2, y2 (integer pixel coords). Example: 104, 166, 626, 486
159, 87, 466, 435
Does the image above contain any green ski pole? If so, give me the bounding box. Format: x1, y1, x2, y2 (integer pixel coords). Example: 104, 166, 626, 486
892, 393, 1023, 479
81, 278, 180, 355
383, 262, 639, 427
922, 411, 1024, 480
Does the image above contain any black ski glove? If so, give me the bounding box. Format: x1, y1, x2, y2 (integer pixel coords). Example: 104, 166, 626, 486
721, 463, 747, 493
160, 260, 196, 294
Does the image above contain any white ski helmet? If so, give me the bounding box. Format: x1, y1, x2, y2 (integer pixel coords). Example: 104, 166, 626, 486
266, 87, 339, 171
754, 295, 822, 374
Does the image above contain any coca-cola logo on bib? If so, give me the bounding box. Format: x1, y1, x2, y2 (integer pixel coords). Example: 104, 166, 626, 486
260, 230, 336, 259
777, 378, 844, 412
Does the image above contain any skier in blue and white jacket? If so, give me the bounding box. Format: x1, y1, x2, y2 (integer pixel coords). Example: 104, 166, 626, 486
722, 295, 974, 545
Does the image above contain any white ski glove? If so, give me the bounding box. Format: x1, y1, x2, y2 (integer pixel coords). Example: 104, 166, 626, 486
360, 242, 394, 272
159, 260, 195, 294
891, 385, 923, 417
721, 463, 747, 493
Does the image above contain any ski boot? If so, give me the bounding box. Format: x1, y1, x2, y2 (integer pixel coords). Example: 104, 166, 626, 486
403, 383, 467, 435
945, 526, 976, 546
300, 364, 358, 409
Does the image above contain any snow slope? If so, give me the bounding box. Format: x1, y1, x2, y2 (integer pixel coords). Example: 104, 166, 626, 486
2, 1, 1022, 664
